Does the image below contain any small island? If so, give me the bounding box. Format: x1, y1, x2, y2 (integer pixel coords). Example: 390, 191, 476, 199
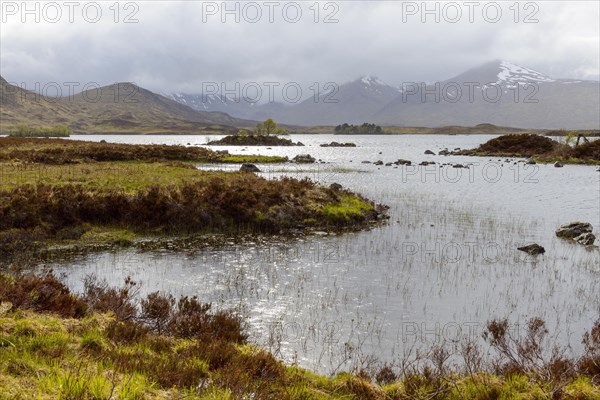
320, 141, 357, 147
207, 118, 304, 146
455, 133, 600, 164
334, 123, 383, 135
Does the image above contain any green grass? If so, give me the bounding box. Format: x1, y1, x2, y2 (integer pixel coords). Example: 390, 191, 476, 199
1, 310, 598, 399
9, 124, 71, 138
319, 195, 375, 225
0, 161, 219, 192
1, 271, 599, 400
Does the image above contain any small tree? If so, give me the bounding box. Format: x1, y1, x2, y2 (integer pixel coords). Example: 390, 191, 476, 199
263, 118, 277, 136
254, 118, 287, 136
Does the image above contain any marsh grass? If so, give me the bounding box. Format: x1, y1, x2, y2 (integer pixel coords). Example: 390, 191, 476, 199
1, 271, 599, 399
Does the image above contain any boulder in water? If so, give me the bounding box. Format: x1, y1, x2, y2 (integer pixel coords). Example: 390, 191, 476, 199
293, 154, 316, 164
517, 243, 545, 255
240, 163, 261, 173
556, 222, 593, 240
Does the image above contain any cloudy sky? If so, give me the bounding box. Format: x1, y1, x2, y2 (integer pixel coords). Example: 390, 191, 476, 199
1, 0, 598, 96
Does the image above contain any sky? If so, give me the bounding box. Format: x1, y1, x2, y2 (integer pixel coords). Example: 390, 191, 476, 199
1, 0, 599, 97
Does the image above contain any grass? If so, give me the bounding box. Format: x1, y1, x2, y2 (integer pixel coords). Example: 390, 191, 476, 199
319, 195, 376, 225
0, 161, 214, 192
1, 304, 598, 399
8, 124, 71, 138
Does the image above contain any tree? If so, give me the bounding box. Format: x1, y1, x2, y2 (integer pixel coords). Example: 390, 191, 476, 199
254, 118, 286, 136
263, 118, 277, 136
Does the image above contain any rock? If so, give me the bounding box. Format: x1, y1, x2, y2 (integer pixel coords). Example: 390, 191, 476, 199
385, 162, 393, 166
575, 232, 596, 246
361, 161, 371, 164
555, 222, 593, 240
329, 183, 343, 191
419, 161, 435, 166
452, 164, 467, 168
100, 140, 107, 143
296, 142, 305, 146
293, 154, 316, 164
240, 163, 261, 173
424, 150, 435, 155
526, 159, 536, 165
374, 160, 384, 166
320, 141, 356, 147
438, 149, 450, 156
554, 162, 563, 168
395, 159, 412, 166
517, 244, 545, 255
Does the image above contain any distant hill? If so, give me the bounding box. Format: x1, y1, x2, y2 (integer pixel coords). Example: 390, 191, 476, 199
166, 61, 600, 130
0, 78, 254, 134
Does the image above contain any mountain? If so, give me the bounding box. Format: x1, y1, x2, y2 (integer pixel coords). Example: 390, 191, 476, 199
162, 93, 262, 121
374, 60, 600, 129
276, 76, 401, 125
0, 78, 254, 134
165, 76, 401, 126
166, 61, 600, 130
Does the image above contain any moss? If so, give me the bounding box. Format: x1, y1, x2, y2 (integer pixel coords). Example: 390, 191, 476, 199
319, 195, 375, 225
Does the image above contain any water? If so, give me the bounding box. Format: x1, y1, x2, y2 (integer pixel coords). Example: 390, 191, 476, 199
51, 133, 600, 373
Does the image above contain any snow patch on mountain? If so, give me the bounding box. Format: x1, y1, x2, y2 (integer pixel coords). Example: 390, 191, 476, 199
497, 61, 555, 86
361, 75, 386, 86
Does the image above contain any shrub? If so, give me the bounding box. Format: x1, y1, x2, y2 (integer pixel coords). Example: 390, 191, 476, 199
0, 271, 87, 318
82, 275, 138, 321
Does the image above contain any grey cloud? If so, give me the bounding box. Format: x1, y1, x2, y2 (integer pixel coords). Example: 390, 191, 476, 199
1, 1, 598, 95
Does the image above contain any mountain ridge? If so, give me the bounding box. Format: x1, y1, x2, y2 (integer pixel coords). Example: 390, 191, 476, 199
166, 60, 600, 129
0, 78, 255, 133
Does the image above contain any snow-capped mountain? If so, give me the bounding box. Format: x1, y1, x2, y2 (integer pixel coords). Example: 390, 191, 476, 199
165, 61, 599, 129
281, 75, 401, 125
375, 60, 599, 129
